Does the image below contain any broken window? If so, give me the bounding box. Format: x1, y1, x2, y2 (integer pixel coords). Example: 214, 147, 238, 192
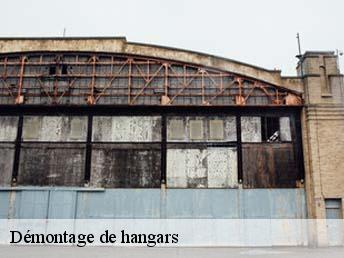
49, 66, 56, 75
61, 64, 68, 75
261, 117, 280, 142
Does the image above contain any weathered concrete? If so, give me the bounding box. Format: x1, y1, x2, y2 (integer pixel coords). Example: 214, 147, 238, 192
22, 116, 87, 142
167, 116, 236, 142
0, 116, 18, 141
241, 116, 262, 142
280, 117, 292, 141
0, 144, 14, 186
17, 143, 85, 186
92, 116, 161, 142
90, 144, 161, 188
167, 147, 237, 188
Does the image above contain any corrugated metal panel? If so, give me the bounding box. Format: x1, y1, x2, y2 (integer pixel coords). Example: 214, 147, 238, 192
165, 189, 240, 218
0, 191, 10, 218
48, 190, 77, 219
241, 190, 272, 219
76, 189, 161, 218
0, 188, 306, 220
14, 190, 49, 219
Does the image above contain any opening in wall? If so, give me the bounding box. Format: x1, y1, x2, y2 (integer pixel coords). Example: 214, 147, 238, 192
49, 66, 56, 75
241, 116, 292, 143
61, 64, 68, 75
261, 117, 280, 142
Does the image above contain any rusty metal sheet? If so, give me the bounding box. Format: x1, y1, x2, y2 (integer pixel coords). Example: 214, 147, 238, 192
242, 143, 298, 188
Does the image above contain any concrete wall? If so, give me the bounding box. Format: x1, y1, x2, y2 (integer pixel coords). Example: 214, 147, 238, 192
167, 148, 237, 188
92, 116, 161, 142
91, 144, 161, 188
167, 116, 236, 142
18, 143, 85, 186
22, 116, 87, 142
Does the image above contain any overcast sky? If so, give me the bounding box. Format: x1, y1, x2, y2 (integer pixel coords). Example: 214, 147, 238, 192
1, 0, 343, 75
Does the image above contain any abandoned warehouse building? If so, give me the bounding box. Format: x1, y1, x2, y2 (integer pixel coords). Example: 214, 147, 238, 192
0, 37, 343, 246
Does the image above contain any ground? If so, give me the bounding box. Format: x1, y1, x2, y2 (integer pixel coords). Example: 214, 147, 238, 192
0, 246, 343, 258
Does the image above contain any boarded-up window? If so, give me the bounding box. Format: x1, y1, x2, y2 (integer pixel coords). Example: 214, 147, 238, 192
22, 116, 87, 142
22, 116, 41, 140
189, 120, 204, 140
167, 147, 238, 188
280, 117, 292, 141
0, 144, 15, 186
168, 120, 185, 140
209, 120, 224, 140
70, 117, 87, 140
17, 144, 85, 186
241, 117, 261, 142
0, 116, 18, 141
92, 116, 161, 142
167, 116, 236, 142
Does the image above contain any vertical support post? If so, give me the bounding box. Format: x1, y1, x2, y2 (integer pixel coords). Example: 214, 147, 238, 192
15, 56, 26, 104
161, 114, 167, 186
164, 63, 169, 97
128, 59, 132, 104
236, 115, 243, 184
201, 70, 205, 104
84, 114, 93, 185
293, 113, 305, 181
87, 56, 96, 105
12, 115, 23, 185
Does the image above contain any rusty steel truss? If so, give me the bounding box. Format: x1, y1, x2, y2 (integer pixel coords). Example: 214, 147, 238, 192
0, 52, 302, 106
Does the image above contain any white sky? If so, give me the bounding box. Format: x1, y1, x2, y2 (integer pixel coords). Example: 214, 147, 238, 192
1, 0, 343, 75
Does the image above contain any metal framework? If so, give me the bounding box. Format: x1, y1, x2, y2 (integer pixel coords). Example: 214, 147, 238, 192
0, 52, 302, 106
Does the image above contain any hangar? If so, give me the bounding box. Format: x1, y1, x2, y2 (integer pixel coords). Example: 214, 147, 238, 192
0, 37, 343, 246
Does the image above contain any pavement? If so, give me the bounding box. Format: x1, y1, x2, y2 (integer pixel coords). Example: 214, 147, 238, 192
0, 246, 344, 258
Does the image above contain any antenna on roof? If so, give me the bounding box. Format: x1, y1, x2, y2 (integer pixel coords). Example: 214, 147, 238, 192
63, 28, 66, 37
296, 33, 302, 57
296, 33, 304, 77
